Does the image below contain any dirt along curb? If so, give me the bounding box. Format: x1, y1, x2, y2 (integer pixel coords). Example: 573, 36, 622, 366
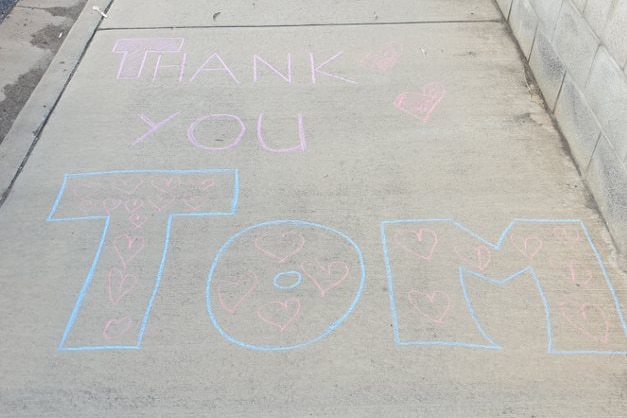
0, 0, 112, 205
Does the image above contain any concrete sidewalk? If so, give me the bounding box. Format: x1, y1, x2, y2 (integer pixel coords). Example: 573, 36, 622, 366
0, 0, 625, 416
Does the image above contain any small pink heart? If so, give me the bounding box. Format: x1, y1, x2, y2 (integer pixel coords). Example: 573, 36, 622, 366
255, 230, 305, 264
217, 271, 259, 314
79, 200, 97, 213
113, 234, 145, 268
149, 194, 175, 212
152, 177, 179, 194
112, 178, 144, 195
394, 228, 438, 261
125, 199, 144, 213
393, 83, 445, 122
559, 302, 609, 344
553, 227, 583, 245
128, 213, 148, 229
360, 43, 403, 73
102, 317, 133, 340
510, 234, 543, 260
455, 244, 491, 272
407, 290, 451, 324
107, 268, 138, 305
103, 198, 122, 214
257, 298, 301, 332
302, 260, 350, 297
550, 257, 594, 287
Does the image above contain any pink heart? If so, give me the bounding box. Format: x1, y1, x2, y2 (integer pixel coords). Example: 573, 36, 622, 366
553, 227, 583, 245
550, 257, 594, 287
360, 43, 403, 73
107, 268, 138, 305
393, 83, 446, 122
394, 228, 438, 261
152, 177, 179, 194
257, 298, 301, 332
112, 178, 144, 195
255, 230, 305, 264
128, 213, 148, 229
125, 199, 144, 213
79, 200, 96, 213
113, 234, 145, 268
217, 272, 259, 314
559, 302, 609, 344
407, 290, 451, 324
103, 198, 122, 214
102, 317, 133, 340
510, 234, 543, 260
149, 194, 175, 212
455, 244, 491, 272
183, 196, 204, 211
302, 260, 350, 297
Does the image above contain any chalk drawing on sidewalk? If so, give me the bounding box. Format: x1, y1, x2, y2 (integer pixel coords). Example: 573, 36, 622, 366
393, 83, 446, 122
359, 43, 403, 73
48, 169, 239, 351
381, 219, 627, 355
207, 220, 365, 351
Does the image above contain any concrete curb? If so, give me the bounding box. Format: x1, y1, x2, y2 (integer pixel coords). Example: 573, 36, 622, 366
0, 0, 112, 205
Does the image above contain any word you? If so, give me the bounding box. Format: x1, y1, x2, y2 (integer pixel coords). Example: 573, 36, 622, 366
49, 170, 627, 354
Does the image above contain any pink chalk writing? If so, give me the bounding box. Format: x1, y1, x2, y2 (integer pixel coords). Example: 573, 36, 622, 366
310, 52, 357, 84
187, 114, 246, 151
134, 112, 181, 146
190, 53, 240, 84
113, 38, 184, 80
253, 54, 292, 83
153, 52, 187, 82
256, 113, 307, 153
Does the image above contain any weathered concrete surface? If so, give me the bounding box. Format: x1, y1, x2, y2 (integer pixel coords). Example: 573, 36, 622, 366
0, 1, 625, 416
100, 0, 500, 28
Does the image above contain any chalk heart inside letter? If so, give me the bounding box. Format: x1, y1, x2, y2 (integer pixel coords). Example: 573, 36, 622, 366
113, 234, 145, 268
103, 317, 133, 340
455, 244, 491, 271
255, 230, 305, 263
302, 260, 350, 297
394, 228, 438, 261
257, 298, 301, 332
510, 234, 543, 260
559, 302, 609, 344
107, 268, 138, 305
217, 272, 259, 314
407, 290, 451, 324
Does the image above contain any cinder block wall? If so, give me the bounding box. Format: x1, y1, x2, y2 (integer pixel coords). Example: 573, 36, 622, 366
498, 0, 627, 261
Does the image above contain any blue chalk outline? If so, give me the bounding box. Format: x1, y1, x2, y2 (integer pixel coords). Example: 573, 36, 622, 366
48, 169, 239, 351
206, 220, 366, 351
381, 218, 627, 354
273, 271, 303, 290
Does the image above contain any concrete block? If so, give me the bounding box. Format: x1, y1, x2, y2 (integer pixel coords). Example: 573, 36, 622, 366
509, 0, 539, 58
583, 0, 613, 36
496, 0, 513, 18
554, 74, 601, 170
553, 0, 599, 88
585, 135, 627, 261
529, 29, 566, 109
585, 46, 627, 163
528, 0, 563, 36
601, 1, 627, 67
